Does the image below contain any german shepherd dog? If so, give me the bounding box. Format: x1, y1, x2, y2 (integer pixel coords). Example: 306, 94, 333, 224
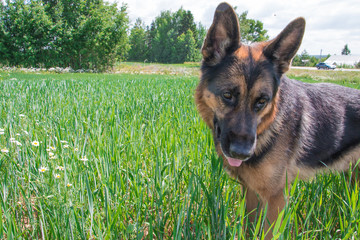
195, 2, 360, 238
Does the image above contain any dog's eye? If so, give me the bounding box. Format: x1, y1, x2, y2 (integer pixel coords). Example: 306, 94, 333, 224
222, 91, 233, 100
254, 98, 268, 112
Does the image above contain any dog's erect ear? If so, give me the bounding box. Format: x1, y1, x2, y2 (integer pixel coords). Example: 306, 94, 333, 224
202, 2, 240, 65
264, 17, 305, 75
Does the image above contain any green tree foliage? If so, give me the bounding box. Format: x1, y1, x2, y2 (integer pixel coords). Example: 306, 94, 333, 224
0, 0, 54, 67
140, 8, 268, 63
148, 10, 175, 63
342, 44, 351, 55
0, 1, 11, 63
292, 50, 311, 66
137, 8, 204, 63
356, 61, 360, 69
292, 50, 330, 67
195, 23, 207, 49
0, 3, 269, 67
128, 18, 148, 62
176, 29, 198, 62
0, 0, 129, 70
238, 11, 269, 43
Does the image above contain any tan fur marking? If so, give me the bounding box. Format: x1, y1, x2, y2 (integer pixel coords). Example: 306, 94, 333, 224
257, 92, 279, 135
195, 84, 215, 129
251, 42, 267, 61
235, 43, 266, 61
234, 45, 249, 59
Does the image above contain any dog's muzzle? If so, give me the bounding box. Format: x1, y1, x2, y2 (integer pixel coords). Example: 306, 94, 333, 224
215, 118, 256, 167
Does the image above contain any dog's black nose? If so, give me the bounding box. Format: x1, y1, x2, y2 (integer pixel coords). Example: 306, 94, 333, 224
229, 143, 252, 160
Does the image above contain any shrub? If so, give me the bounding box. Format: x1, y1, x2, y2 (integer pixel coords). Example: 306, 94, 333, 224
0, 0, 129, 71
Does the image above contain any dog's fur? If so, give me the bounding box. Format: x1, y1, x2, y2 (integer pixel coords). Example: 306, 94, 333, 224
195, 2, 360, 237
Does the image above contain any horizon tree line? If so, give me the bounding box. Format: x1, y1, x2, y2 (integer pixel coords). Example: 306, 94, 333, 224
0, 0, 269, 70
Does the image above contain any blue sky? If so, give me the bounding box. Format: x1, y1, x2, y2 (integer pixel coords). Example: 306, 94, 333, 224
114, 0, 360, 55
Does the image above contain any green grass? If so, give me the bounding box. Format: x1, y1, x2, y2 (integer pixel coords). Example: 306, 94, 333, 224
288, 68, 360, 85
0, 70, 359, 239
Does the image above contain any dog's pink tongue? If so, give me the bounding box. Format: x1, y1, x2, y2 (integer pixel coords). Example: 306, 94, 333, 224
227, 157, 243, 167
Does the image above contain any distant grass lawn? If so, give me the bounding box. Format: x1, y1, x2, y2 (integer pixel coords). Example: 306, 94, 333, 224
0, 69, 359, 239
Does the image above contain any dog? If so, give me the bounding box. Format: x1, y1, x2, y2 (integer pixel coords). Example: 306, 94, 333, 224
195, 2, 360, 238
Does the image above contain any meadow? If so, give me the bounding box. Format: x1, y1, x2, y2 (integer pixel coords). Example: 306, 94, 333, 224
0, 67, 360, 239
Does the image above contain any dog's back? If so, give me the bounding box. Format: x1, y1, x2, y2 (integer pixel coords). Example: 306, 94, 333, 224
278, 77, 360, 172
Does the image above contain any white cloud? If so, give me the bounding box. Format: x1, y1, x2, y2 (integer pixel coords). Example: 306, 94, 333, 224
113, 0, 360, 55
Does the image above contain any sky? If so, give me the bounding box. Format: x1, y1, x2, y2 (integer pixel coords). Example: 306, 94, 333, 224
113, 0, 360, 56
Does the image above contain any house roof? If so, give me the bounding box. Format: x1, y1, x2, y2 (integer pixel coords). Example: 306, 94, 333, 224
325, 55, 360, 66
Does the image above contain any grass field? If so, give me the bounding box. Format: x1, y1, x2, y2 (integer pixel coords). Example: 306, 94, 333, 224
0, 68, 360, 239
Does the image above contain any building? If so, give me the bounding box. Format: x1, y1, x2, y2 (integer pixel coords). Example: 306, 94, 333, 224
325, 55, 360, 67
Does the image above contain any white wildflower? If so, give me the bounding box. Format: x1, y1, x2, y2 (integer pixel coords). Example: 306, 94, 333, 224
1, 148, 9, 153
56, 166, 64, 171
39, 167, 48, 173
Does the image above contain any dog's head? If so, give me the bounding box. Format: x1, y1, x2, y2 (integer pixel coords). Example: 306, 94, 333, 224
195, 2, 305, 167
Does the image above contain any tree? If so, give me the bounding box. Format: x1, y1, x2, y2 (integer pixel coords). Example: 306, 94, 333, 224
342, 44, 351, 55
54, 0, 129, 70
195, 23, 207, 49
292, 50, 309, 66
291, 50, 327, 67
147, 8, 203, 63
149, 10, 175, 63
0, 1, 9, 65
176, 29, 200, 62
0, 0, 54, 67
293, 50, 306, 66
128, 19, 148, 62
0, 0, 129, 70
356, 61, 360, 69
237, 11, 269, 43
173, 8, 197, 39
